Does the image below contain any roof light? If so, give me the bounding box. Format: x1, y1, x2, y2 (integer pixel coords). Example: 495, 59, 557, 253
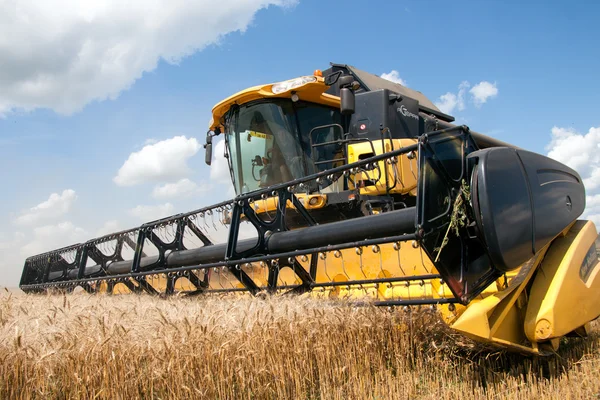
271, 76, 316, 94
314, 69, 323, 77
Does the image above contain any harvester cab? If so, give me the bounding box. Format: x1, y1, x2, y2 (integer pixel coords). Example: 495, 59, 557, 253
20, 63, 600, 355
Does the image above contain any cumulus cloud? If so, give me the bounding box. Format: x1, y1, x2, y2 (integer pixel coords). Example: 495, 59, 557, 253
2, 189, 81, 286
470, 81, 498, 107
0, 0, 297, 115
152, 178, 204, 199
209, 138, 236, 199
20, 222, 88, 257
0, 231, 27, 287
1, 218, 105, 287
436, 93, 459, 115
129, 203, 175, 221
0, 232, 25, 251
546, 126, 600, 225
210, 139, 232, 185
435, 80, 498, 115
14, 189, 77, 226
546, 126, 600, 189
585, 194, 600, 225
95, 220, 122, 237
380, 70, 406, 86
210, 138, 234, 195
435, 81, 470, 115
114, 136, 200, 186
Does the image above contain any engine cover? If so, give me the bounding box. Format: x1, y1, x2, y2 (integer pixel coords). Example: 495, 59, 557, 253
349, 89, 420, 140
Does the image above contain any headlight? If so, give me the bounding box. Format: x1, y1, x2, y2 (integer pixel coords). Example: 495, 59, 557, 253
271, 76, 317, 94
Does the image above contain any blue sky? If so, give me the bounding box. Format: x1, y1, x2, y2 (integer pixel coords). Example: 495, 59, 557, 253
1, 0, 599, 287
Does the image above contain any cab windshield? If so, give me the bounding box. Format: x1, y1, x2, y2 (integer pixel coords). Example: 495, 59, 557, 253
225, 100, 343, 194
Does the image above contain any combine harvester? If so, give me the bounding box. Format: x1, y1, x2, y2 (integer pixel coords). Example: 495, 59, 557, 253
19, 63, 600, 354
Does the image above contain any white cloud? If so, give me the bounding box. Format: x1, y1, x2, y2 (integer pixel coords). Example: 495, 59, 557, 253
0, 232, 25, 251
469, 81, 498, 107
380, 70, 406, 86
546, 126, 600, 225
436, 92, 459, 115
210, 139, 231, 184
435, 80, 498, 114
14, 189, 77, 226
129, 203, 175, 221
209, 138, 236, 199
152, 178, 202, 199
0, 0, 297, 115
2, 190, 83, 286
435, 81, 469, 115
0, 232, 27, 287
546, 126, 600, 187
20, 222, 88, 257
95, 220, 122, 237
114, 136, 200, 186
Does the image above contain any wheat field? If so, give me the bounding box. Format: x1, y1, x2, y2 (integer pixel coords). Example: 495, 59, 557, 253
0, 290, 598, 399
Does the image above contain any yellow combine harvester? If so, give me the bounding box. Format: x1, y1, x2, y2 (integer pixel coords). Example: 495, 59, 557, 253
20, 63, 600, 355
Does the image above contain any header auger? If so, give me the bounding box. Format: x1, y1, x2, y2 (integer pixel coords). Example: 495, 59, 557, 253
19, 63, 600, 354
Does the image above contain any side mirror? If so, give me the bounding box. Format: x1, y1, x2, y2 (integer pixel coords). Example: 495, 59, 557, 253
204, 133, 213, 166
340, 87, 355, 115
339, 75, 357, 115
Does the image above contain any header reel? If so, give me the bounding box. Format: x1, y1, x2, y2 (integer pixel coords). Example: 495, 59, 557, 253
20, 125, 585, 308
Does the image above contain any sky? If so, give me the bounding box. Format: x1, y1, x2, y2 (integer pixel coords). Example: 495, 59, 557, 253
1, 0, 599, 287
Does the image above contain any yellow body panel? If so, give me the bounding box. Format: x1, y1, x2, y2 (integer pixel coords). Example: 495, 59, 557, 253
112, 282, 134, 294
209, 76, 339, 130
448, 220, 600, 354
450, 249, 550, 354
248, 194, 327, 214
347, 139, 418, 196
91, 275, 205, 295
525, 220, 600, 342
233, 242, 455, 302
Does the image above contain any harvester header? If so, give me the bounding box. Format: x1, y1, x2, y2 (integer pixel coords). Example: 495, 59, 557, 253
19, 62, 599, 354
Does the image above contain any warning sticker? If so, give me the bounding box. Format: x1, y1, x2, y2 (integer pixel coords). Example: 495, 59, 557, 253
246, 130, 270, 139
